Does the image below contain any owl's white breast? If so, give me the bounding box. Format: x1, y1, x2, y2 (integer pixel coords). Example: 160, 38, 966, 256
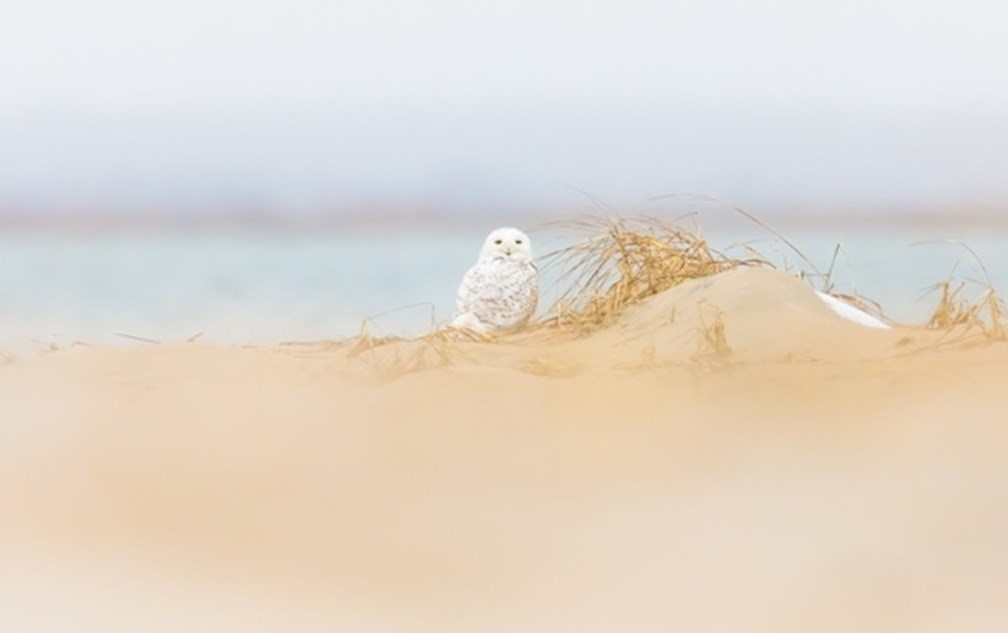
455, 258, 538, 330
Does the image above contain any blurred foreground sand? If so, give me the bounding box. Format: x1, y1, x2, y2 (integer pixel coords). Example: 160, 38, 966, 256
2, 268, 1007, 632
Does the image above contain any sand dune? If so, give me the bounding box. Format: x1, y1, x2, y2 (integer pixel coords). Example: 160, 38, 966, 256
2, 268, 1007, 632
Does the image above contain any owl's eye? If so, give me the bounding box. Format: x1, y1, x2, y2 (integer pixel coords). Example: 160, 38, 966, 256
494, 239, 502, 245
515, 239, 523, 244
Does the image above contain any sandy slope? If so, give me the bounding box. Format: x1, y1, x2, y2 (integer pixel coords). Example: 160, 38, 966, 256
2, 268, 1007, 632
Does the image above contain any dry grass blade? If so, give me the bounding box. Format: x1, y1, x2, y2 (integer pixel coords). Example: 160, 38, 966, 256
696, 307, 732, 358
645, 193, 824, 279
912, 239, 995, 288
983, 290, 1006, 340
345, 320, 401, 359
115, 332, 161, 345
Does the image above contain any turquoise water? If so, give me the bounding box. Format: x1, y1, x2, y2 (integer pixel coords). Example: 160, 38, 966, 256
1, 224, 1006, 353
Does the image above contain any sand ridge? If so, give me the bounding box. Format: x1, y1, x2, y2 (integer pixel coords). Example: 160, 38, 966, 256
2, 267, 1007, 632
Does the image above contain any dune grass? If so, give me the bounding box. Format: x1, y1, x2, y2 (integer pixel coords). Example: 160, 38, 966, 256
531, 215, 1005, 343
923, 280, 1006, 342
344, 212, 1005, 377
527, 214, 884, 335
915, 240, 1007, 342
531, 216, 762, 333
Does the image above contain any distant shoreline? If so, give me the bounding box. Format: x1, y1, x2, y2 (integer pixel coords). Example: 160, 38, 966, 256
1, 206, 1006, 234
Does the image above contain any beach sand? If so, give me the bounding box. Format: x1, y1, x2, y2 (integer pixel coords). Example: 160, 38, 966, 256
2, 267, 1006, 632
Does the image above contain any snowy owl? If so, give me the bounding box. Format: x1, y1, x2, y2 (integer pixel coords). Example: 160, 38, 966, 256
450, 227, 539, 333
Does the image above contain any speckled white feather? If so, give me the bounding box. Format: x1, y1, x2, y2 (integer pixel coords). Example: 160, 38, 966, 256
451, 227, 538, 333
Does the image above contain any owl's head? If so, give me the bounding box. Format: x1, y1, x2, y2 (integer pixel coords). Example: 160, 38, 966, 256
479, 227, 533, 262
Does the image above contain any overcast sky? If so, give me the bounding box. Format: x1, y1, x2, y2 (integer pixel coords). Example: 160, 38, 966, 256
2, 0, 1007, 213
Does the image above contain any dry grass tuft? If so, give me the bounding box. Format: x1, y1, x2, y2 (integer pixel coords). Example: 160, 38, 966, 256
924, 280, 1007, 342
345, 320, 490, 378
533, 216, 764, 333
696, 306, 732, 358
917, 241, 1007, 343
